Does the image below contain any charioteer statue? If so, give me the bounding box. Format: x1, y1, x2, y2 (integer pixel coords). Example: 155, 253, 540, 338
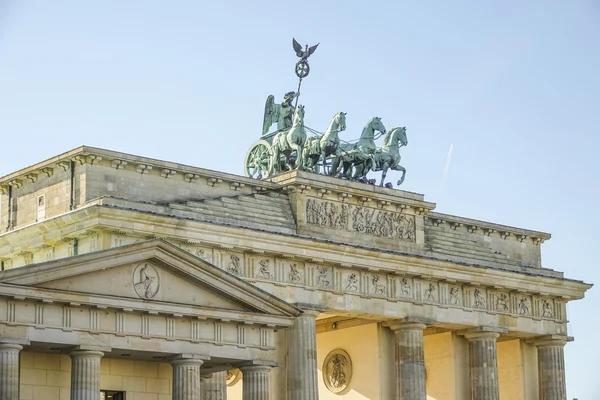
262, 91, 300, 135
244, 38, 409, 188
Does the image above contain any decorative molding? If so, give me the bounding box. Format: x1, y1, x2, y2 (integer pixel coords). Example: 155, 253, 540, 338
160, 169, 176, 179
111, 160, 128, 170
306, 198, 416, 242
323, 349, 352, 394
136, 164, 152, 174
184, 173, 200, 183
40, 167, 54, 177
207, 178, 223, 187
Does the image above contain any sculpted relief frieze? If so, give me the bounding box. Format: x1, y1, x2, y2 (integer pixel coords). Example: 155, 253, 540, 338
305, 198, 416, 242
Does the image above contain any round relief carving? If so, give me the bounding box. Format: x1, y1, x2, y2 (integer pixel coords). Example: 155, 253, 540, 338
323, 349, 352, 394
226, 369, 242, 386
132, 263, 160, 299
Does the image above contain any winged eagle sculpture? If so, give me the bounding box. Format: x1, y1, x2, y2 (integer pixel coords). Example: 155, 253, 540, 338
293, 38, 319, 61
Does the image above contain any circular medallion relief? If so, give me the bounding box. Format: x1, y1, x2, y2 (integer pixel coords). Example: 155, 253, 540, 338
133, 263, 160, 299
322, 349, 352, 394
226, 369, 242, 387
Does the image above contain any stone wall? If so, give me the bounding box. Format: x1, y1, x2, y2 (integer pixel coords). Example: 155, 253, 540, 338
19, 351, 172, 400
317, 323, 381, 399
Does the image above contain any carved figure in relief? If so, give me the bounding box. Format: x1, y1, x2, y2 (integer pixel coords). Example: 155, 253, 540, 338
474, 289, 486, 308
371, 275, 385, 295
195, 249, 206, 260
317, 267, 330, 288
257, 260, 272, 279
288, 263, 301, 283
424, 283, 436, 301
306, 199, 349, 230
133, 263, 160, 299
344, 273, 358, 292
328, 353, 349, 388
518, 297, 531, 315
449, 287, 461, 305
400, 278, 411, 297
541, 299, 553, 318
496, 293, 509, 311
227, 255, 242, 275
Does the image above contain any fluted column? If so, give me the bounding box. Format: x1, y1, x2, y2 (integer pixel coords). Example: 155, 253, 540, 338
202, 371, 227, 400
70, 350, 104, 400
240, 365, 271, 400
535, 337, 567, 400
171, 358, 204, 400
0, 344, 22, 400
389, 322, 427, 400
464, 332, 500, 400
288, 310, 319, 400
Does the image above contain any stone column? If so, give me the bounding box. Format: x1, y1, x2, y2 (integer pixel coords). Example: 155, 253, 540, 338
535, 336, 568, 400
202, 371, 227, 400
0, 344, 23, 400
171, 358, 204, 400
464, 331, 500, 400
70, 350, 104, 400
389, 321, 427, 400
288, 310, 319, 400
240, 365, 271, 400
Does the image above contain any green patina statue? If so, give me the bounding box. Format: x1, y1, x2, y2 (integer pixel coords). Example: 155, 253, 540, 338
269, 104, 307, 175
262, 91, 299, 135
243, 38, 409, 187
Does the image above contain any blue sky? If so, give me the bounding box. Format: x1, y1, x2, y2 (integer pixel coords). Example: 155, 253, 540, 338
1, 1, 598, 397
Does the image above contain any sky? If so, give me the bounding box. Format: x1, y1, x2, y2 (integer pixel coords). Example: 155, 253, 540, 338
0, 1, 599, 397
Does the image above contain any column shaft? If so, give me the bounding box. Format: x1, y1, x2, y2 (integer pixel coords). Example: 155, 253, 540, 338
171, 359, 204, 400
391, 322, 427, 400
202, 371, 227, 400
0, 344, 22, 400
70, 350, 104, 400
536, 339, 567, 400
240, 366, 270, 400
288, 310, 319, 400
465, 332, 500, 400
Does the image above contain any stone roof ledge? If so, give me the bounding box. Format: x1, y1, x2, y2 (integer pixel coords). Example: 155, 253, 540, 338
0, 145, 275, 194
268, 170, 436, 214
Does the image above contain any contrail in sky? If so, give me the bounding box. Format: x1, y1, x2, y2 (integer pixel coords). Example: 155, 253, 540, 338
442, 144, 453, 184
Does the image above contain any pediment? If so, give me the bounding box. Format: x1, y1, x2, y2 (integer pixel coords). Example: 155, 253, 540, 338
0, 240, 300, 318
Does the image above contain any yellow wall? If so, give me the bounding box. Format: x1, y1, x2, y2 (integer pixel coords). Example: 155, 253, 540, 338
317, 323, 381, 400
497, 339, 525, 400
19, 351, 172, 400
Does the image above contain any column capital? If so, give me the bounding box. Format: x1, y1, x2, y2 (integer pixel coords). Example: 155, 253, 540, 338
459, 326, 507, 341
0, 343, 23, 351
531, 335, 572, 348
293, 303, 328, 317
386, 316, 434, 332
170, 358, 205, 367
69, 350, 105, 359
240, 365, 272, 374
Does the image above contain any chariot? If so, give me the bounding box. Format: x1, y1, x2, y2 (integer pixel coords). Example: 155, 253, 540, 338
243, 38, 409, 187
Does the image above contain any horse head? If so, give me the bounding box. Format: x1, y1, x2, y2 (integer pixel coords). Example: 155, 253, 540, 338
293, 104, 305, 125
335, 112, 347, 131
369, 116, 387, 136
389, 126, 407, 147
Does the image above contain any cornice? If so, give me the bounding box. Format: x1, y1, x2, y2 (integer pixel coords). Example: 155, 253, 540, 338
0, 204, 590, 301
427, 211, 551, 244
0, 145, 278, 194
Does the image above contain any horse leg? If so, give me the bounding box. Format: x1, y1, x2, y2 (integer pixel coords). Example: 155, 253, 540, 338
295, 144, 304, 171
394, 165, 407, 186
380, 161, 390, 186
330, 157, 340, 177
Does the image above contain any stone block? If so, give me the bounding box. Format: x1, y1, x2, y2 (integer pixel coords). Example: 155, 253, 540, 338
157, 362, 172, 379
46, 370, 70, 387
145, 377, 170, 394
33, 385, 59, 400
100, 374, 123, 390
131, 393, 158, 400
59, 387, 70, 400
20, 368, 47, 385
134, 360, 158, 378
33, 352, 61, 370
110, 358, 135, 377
123, 376, 147, 392
20, 384, 33, 400
20, 351, 34, 368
